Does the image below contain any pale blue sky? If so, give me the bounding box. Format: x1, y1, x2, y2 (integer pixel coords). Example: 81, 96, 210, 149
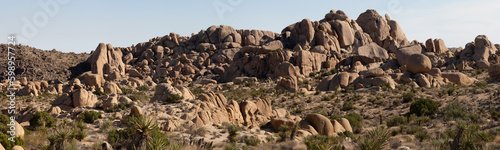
1, 0, 499, 53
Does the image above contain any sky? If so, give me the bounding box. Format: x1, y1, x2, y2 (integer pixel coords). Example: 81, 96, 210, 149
1, 0, 499, 53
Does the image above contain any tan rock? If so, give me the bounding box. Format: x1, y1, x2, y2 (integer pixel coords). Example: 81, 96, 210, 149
276, 76, 298, 92
441, 72, 475, 85
355, 43, 389, 64
489, 63, 500, 82
130, 105, 143, 117
337, 118, 353, 133
270, 118, 296, 131
232, 77, 257, 84
103, 82, 122, 94
72, 88, 98, 108
306, 113, 336, 136
11, 146, 24, 150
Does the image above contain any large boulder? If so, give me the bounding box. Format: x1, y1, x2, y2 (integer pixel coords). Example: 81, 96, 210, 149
489, 64, 500, 82
296, 50, 327, 75
72, 89, 98, 108
306, 113, 336, 136
396, 44, 431, 74
276, 76, 298, 92
355, 43, 389, 64
87, 43, 126, 76
356, 10, 391, 46
441, 72, 476, 85
151, 83, 194, 103
472, 35, 497, 62
331, 20, 355, 47
281, 19, 315, 49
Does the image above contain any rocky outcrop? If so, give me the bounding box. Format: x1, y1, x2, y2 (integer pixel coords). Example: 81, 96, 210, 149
72, 88, 98, 108
441, 72, 476, 85
151, 83, 195, 103
396, 44, 432, 74
355, 43, 389, 64
489, 64, 500, 82
87, 43, 126, 78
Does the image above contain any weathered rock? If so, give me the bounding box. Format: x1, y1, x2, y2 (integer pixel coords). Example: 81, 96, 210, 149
232, 77, 258, 84
274, 62, 299, 78
151, 83, 194, 103
48, 106, 62, 115
11, 146, 24, 150
489, 63, 500, 82
356, 10, 391, 47
276, 76, 298, 92
441, 72, 475, 85
306, 113, 336, 136
355, 43, 389, 64
240, 101, 258, 127
337, 118, 352, 133
72, 88, 98, 108
102, 94, 119, 111
128, 68, 144, 79
331, 20, 355, 47
87, 43, 126, 76
473, 35, 497, 62
415, 73, 431, 88
434, 39, 448, 53
103, 82, 122, 94
130, 105, 143, 117
200, 79, 217, 85
396, 44, 431, 74
270, 118, 296, 131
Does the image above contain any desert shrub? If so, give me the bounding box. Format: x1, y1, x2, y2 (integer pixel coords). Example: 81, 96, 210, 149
128, 91, 149, 101
108, 128, 134, 145
81, 111, 102, 123
224, 143, 249, 150
0, 133, 23, 150
30, 111, 57, 128
100, 120, 113, 132
450, 123, 495, 150
243, 136, 260, 146
191, 86, 206, 96
106, 102, 131, 113
441, 101, 468, 121
387, 116, 407, 127
120, 87, 134, 95
225, 123, 239, 143
304, 134, 342, 150
410, 98, 438, 116
341, 101, 354, 111
135, 85, 149, 91
402, 92, 414, 103
415, 130, 430, 142
165, 94, 183, 103
356, 127, 391, 150
345, 113, 363, 133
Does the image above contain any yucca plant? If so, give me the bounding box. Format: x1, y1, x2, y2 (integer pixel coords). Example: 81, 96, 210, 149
357, 126, 391, 150
47, 127, 75, 150
127, 114, 160, 149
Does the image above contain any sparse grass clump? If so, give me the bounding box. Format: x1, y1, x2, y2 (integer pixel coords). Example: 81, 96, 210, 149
402, 92, 414, 103
136, 85, 149, 91
225, 123, 240, 143
128, 91, 149, 101
165, 94, 183, 103
387, 116, 407, 127
191, 86, 206, 96
304, 134, 342, 150
30, 111, 57, 128
410, 98, 438, 116
243, 136, 260, 146
441, 101, 468, 121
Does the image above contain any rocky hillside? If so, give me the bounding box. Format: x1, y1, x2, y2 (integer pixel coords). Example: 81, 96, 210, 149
0, 44, 90, 82
1, 9, 500, 150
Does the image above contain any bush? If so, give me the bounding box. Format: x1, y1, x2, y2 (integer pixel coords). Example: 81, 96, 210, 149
345, 113, 363, 133
81, 111, 102, 123
136, 85, 149, 91
120, 87, 134, 95
304, 135, 342, 150
410, 98, 438, 116
106, 102, 131, 113
225, 123, 239, 143
442, 101, 468, 121
0, 133, 23, 150
30, 111, 57, 128
415, 130, 430, 142
47, 127, 77, 150
165, 94, 183, 103
387, 116, 407, 127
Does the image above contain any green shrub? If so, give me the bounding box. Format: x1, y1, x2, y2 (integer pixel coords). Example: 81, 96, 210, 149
410, 98, 438, 116
120, 88, 134, 95
442, 101, 468, 121
243, 136, 260, 146
304, 135, 342, 150
106, 102, 131, 113
0, 133, 23, 150
341, 101, 354, 111
344, 113, 363, 133
128, 91, 149, 101
108, 128, 134, 145
225, 123, 239, 143
387, 116, 407, 127
415, 130, 430, 142
165, 94, 183, 103
136, 85, 149, 91
30, 111, 57, 128
191, 87, 206, 96
81, 111, 102, 123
